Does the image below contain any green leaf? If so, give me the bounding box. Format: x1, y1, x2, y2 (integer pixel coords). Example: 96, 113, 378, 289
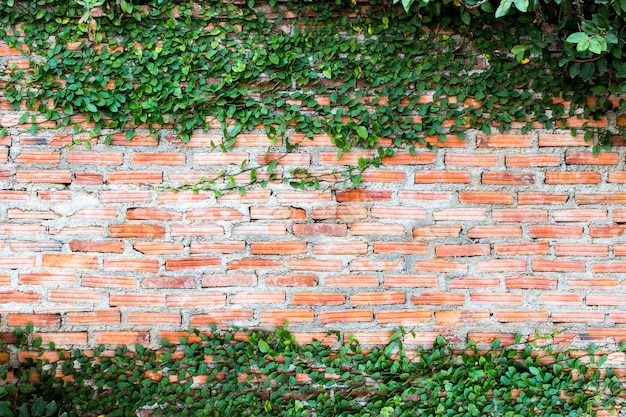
258, 340, 270, 353
126, 129, 135, 141
355, 126, 368, 139
495, 0, 514, 18
566, 32, 588, 44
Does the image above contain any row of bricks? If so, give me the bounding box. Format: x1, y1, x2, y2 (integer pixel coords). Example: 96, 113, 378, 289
3, 239, 626, 257
0, 273, 618, 290
5, 305, 626, 328
3, 290, 626, 307
3, 255, 626, 272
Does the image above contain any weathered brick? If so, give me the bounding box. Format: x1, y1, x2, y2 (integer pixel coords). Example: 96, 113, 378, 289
265, 274, 318, 287
545, 172, 600, 184
166, 257, 220, 270
48, 290, 102, 304
374, 242, 428, 255
553, 311, 605, 323
493, 310, 548, 322
232, 223, 286, 235
555, 243, 608, 257
190, 242, 245, 254
0, 291, 41, 303
371, 207, 426, 219
411, 292, 464, 305
109, 225, 165, 238
9, 241, 62, 252
414, 171, 470, 183
350, 259, 404, 272
477, 134, 532, 148
575, 193, 626, 205
591, 261, 626, 273
325, 275, 379, 287
475, 259, 526, 273
167, 293, 225, 307
187, 208, 243, 221
566, 152, 618, 165
128, 312, 181, 325
505, 276, 557, 290
449, 277, 499, 289
82, 274, 136, 289
467, 226, 522, 238
376, 309, 431, 324
71, 240, 124, 253
15, 151, 60, 164
104, 259, 159, 273
8, 314, 60, 327
99, 191, 151, 203
528, 225, 582, 239
538, 293, 582, 305
553, 209, 607, 222
131, 153, 186, 165
67, 151, 123, 165
314, 242, 368, 255
171, 224, 225, 236
532, 259, 585, 272
251, 206, 306, 220
568, 277, 617, 289
293, 223, 347, 236
471, 293, 523, 304
16, 170, 71, 183
414, 260, 467, 273
275, 190, 332, 203
142, 276, 196, 289
228, 258, 283, 270
190, 310, 254, 326
19, 272, 74, 286
134, 242, 184, 254
43, 254, 98, 269
291, 258, 342, 272
413, 225, 461, 239
110, 294, 165, 307
66, 310, 120, 325
436, 244, 490, 257
445, 154, 498, 167
481, 172, 534, 185
505, 154, 560, 167
259, 309, 314, 325
493, 242, 549, 255
492, 209, 547, 222
351, 222, 406, 236
251, 241, 307, 255
292, 293, 345, 305
319, 310, 373, 324
350, 291, 405, 305
94, 331, 150, 345
107, 171, 162, 184
399, 191, 452, 203
538, 133, 587, 147
433, 208, 486, 221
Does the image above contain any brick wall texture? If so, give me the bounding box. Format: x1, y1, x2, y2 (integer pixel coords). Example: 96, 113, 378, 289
3, 43, 626, 348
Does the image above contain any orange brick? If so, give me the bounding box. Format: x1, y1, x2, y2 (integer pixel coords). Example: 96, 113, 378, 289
72, 208, 117, 219
532, 259, 585, 272
376, 309, 431, 324
374, 242, 429, 255
195, 153, 249, 166
411, 292, 464, 305
0, 223, 45, 235
555, 243, 608, 257
232, 223, 286, 235
414, 171, 470, 183
34, 332, 88, 346
187, 208, 243, 221
142, 276, 196, 289
350, 259, 403, 272
259, 309, 314, 326
131, 152, 186, 165
371, 207, 426, 219
476, 134, 532, 148
436, 244, 490, 257
128, 312, 181, 325
202, 273, 256, 287
382, 152, 436, 165
94, 331, 149, 345
482, 172, 534, 185
258, 153, 310, 166
325, 275, 379, 287
575, 193, 626, 205
266, 274, 318, 287
615, 244, 626, 256
553, 311, 605, 323
228, 258, 283, 270
471, 293, 522, 304
467, 226, 522, 238
190, 242, 245, 254
434, 310, 490, 327
0, 256, 36, 269
0, 291, 41, 303
314, 242, 368, 255
609, 312, 626, 324
16, 170, 71, 183
351, 222, 406, 236
566, 152, 618, 165
19, 272, 73, 286
504, 276, 557, 290
0, 191, 28, 201
459, 192, 514, 205
218, 190, 271, 203
475, 259, 526, 273
568, 277, 616, 289
171, 224, 225, 236
592, 261, 626, 273
8, 314, 60, 327
190, 310, 254, 326
493, 242, 549, 255
614, 210, 626, 223
251, 241, 307, 255
445, 154, 498, 167
494, 209, 548, 222
414, 260, 467, 273
319, 310, 373, 324
538, 293, 582, 305
104, 259, 159, 273
110, 294, 165, 307
449, 277, 499, 289
360, 170, 406, 183
7, 209, 59, 220
275, 190, 332, 203
9, 241, 61, 252
493, 310, 548, 322
157, 192, 208, 205
553, 209, 606, 222
82, 274, 135, 289
399, 191, 452, 202
545, 172, 600, 184
229, 291, 286, 304
319, 152, 373, 165
291, 258, 342, 272
350, 291, 405, 305
166, 257, 220, 271
167, 293, 225, 307
15, 151, 60, 164
528, 225, 582, 239
67, 151, 123, 165
505, 154, 560, 167
291, 293, 345, 305
413, 225, 461, 239
48, 290, 101, 304
75, 172, 103, 184
107, 171, 162, 184
70, 240, 124, 253
134, 242, 184, 254
608, 171, 626, 183
126, 208, 181, 221
250, 206, 305, 220
109, 224, 165, 238
538, 133, 587, 147
99, 191, 151, 203
43, 253, 97, 269
433, 208, 486, 221
293, 223, 347, 236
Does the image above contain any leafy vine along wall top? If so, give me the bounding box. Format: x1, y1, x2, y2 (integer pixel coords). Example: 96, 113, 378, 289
1, 0, 626, 348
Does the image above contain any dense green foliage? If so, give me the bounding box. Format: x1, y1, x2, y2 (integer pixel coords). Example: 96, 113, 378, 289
0, 325, 624, 416
0, 0, 623, 192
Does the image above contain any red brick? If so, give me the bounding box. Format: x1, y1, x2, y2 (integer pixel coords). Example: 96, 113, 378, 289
360, 170, 406, 183
134, 242, 184, 254
128, 312, 181, 325
48, 290, 102, 304
493, 310, 548, 322
94, 331, 150, 345
104, 259, 159, 273
99, 191, 151, 203
191, 310, 254, 326
538, 133, 587, 147
433, 208, 486, 221
459, 192, 514, 205
228, 258, 283, 270
142, 276, 196, 289
472, 293, 523, 304
532, 259, 585, 272
166, 257, 220, 271
82, 274, 135, 289
615, 244, 626, 256
538, 293, 582, 305
575, 193, 626, 205
505, 154, 560, 167
293, 223, 347, 236
0, 291, 41, 303
566, 152, 618, 165
291, 293, 345, 305
232, 223, 286, 235
475, 259, 526, 273
374, 242, 429, 255
414, 260, 467, 273
492, 209, 548, 222
187, 208, 243, 221
70, 240, 124, 253
411, 292, 464, 305
259, 309, 314, 326
251, 241, 307, 255
67, 151, 123, 165
445, 154, 498, 167
131, 153, 185, 165
190, 242, 245, 254
15, 151, 60, 164
467, 226, 522, 238
319, 310, 373, 324
250, 206, 306, 220
494, 242, 549, 255
16, 170, 71, 183
414, 171, 470, 183
436, 244, 490, 257
291, 258, 342, 272
482, 172, 534, 185
591, 262, 626, 273
555, 243, 608, 257
371, 207, 426, 219
376, 309, 431, 324
202, 274, 256, 287
350, 291, 405, 305
325, 275, 379, 287
66, 310, 120, 325
528, 225, 582, 239
505, 276, 557, 290
43, 254, 98, 269
265, 274, 318, 287
8, 314, 60, 327
545, 172, 600, 184
110, 294, 165, 307
553, 209, 606, 222
167, 293, 225, 307
75, 172, 103, 184
19, 272, 74, 286
314, 242, 368, 255
553, 311, 605, 323
107, 171, 162, 184
413, 225, 461, 239
109, 225, 165, 238
351, 222, 406, 236
350, 259, 404, 272
477, 134, 532, 148
608, 171, 626, 183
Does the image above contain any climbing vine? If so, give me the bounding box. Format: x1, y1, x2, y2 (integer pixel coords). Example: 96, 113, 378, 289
0, 325, 624, 416
0, 0, 624, 192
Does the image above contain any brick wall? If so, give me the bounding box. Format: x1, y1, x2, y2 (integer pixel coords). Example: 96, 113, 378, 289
2, 43, 626, 348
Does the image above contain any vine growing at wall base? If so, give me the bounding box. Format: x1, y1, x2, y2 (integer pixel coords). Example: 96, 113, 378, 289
0, 324, 624, 416
0, 0, 624, 194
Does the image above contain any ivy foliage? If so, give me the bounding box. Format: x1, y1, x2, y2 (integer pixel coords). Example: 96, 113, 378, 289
0, 325, 624, 416
0, 0, 624, 191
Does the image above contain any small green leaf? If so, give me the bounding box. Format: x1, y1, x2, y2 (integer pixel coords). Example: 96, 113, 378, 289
258, 340, 270, 353
566, 32, 588, 44
355, 126, 368, 139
